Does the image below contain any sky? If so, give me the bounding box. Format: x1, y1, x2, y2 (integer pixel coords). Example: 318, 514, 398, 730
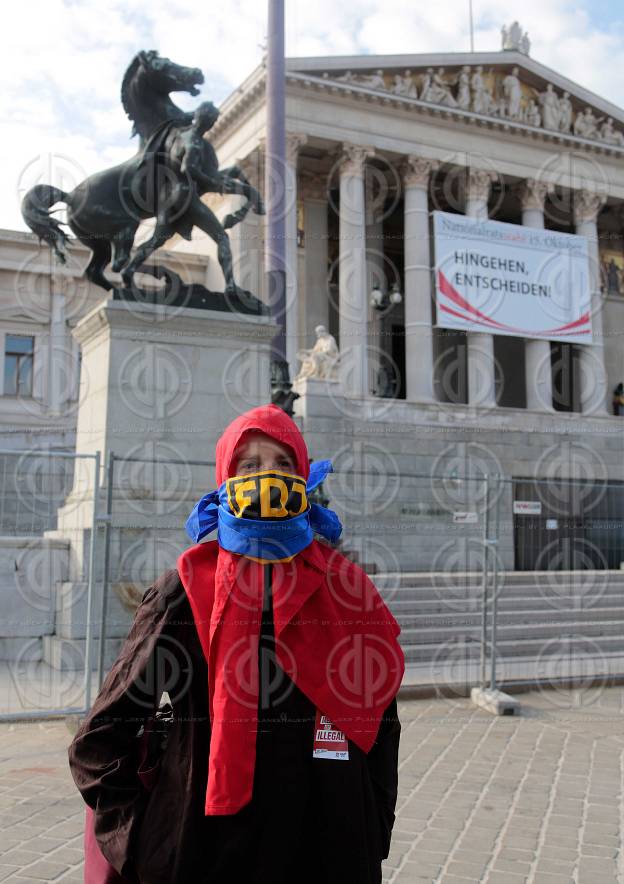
4, 0, 624, 231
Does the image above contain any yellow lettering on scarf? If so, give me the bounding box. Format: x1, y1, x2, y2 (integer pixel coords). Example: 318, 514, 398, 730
290, 480, 308, 514
260, 477, 289, 517
234, 480, 256, 516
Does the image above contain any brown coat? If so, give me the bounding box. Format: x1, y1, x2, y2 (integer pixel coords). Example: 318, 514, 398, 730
68, 569, 401, 884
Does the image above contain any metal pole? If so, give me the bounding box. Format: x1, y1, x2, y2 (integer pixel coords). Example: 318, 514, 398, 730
265, 0, 297, 414
97, 451, 115, 692
83, 450, 101, 711
489, 476, 501, 691
469, 0, 475, 52
265, 0, 286, 360
479, 474, 490, 687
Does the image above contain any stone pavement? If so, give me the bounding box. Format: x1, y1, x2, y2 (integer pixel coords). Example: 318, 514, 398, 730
0, 687, 622, 883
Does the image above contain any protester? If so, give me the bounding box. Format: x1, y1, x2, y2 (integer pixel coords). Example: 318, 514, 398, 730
68, 403, 404, 884
613, 382, 624, 415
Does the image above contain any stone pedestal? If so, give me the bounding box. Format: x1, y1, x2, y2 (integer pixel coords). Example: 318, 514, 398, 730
43, 297, 277, 668
292, 375, 345, 420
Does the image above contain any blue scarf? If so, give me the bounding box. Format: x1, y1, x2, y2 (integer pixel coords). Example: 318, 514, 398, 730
185, 459, 342, 563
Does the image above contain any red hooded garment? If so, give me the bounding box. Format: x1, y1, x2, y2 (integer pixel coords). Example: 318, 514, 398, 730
177, 403, 405, 816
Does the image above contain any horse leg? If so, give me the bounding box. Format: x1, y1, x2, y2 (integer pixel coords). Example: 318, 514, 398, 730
111, 226, 138, 273
121, 220, 175, 287
75, 235, 112, 291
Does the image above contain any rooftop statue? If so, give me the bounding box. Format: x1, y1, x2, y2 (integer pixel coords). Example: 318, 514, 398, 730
501, 21, 531, 55
21, 50, 265, 311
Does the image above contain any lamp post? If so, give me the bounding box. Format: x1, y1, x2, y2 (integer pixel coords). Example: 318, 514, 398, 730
265, 0, 298, 415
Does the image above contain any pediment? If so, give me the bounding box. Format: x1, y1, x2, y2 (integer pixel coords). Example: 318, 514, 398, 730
287, 52, 624, 150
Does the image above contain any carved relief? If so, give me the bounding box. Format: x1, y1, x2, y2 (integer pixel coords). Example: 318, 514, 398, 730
321, 63, 624, 149
392, 69, 418, 98
421, 67, 457, 107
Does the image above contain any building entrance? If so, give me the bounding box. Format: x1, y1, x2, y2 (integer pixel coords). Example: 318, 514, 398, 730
513, 477, 624, 570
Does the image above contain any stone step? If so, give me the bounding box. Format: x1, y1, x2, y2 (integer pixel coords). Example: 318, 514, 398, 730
392, 603, 624, 622
380, 584, 624, 604
387, 595, 624, 618
42, 635, 124, 671
375, 571, 624, 589
399, 617, 624, 645
403, 633, 624, 663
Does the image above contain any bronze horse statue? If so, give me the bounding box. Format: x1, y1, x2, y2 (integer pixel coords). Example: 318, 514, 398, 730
21, 50, 264, 296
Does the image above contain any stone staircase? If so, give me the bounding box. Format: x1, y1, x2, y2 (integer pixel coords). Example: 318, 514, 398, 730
376, 570, 624, 691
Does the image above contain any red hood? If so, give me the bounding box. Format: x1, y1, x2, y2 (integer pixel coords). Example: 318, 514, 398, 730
215, 403, 309, 486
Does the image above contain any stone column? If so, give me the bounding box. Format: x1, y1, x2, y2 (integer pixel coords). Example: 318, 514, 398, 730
285, 133, 307, 375
339, 144, 374, 397
465, 169, 497, 407
366, 212, 385, 392
403, 156, 439, 402
519, 179, 554, 411
574, 190, 608, 414
300, 173, 330, 350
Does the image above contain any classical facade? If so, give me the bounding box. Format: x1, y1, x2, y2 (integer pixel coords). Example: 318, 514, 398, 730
185, 38, 624, 573
1, 35, 623, 576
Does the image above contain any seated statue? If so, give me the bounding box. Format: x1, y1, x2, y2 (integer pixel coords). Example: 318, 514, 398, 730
295, 325, 340, 381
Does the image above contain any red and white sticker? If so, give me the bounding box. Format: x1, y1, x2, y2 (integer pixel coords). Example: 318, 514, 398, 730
313, 710, 349, 761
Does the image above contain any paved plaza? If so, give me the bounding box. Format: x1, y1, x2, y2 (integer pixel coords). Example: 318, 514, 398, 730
0, 687, 623, 883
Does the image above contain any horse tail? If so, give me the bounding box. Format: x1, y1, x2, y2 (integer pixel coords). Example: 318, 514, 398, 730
21, 185, 70, 264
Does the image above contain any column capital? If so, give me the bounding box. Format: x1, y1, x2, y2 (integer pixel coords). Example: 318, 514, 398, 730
517, 178, 554, 211
402, 155, 439, 189
467, 168, 497, 204
285, 132, 308, 166
574, 189, 607, 225
339, 143, 375, 177
299, 170, 327, 202
237, 144, 265, 189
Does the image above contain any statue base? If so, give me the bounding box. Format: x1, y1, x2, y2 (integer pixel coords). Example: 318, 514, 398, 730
112, 282, 267, 316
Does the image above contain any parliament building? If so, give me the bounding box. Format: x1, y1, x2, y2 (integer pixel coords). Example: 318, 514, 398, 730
1, 27, 623, 577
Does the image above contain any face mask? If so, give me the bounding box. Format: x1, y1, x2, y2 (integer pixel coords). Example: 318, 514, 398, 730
185, 458, 342, 554
225, 469, 308, 521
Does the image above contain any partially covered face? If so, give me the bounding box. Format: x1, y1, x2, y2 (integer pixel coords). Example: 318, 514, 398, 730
232, 431, 297, 477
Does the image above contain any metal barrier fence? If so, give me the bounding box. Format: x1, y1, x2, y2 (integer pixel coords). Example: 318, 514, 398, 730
0, 448, 100, 721
1, 454, 623, 719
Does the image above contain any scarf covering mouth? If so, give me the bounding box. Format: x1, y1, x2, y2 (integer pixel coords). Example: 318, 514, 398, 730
177, 404, 405, 817
185, 460, 342, 563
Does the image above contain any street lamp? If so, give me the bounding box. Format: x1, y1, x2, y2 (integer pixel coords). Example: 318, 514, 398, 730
370, 281, 403, 310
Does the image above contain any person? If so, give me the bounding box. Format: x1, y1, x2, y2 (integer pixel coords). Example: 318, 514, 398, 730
613, 382, 624, 416
68, 403, 405, 884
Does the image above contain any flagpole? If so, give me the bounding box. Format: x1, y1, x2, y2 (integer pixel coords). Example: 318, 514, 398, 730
469, 0, 475, 52
265, 0, 298, 414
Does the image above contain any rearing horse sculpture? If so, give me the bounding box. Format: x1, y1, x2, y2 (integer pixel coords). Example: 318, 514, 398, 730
21, 50, 264, 296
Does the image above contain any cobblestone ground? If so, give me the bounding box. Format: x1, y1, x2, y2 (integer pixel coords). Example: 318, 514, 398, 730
0, 686, 623, 883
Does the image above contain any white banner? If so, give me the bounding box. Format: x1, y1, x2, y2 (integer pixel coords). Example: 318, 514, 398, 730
433, 211, 592, 343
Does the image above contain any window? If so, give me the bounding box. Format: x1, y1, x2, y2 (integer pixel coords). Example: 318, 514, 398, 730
4, 335, 34, 397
